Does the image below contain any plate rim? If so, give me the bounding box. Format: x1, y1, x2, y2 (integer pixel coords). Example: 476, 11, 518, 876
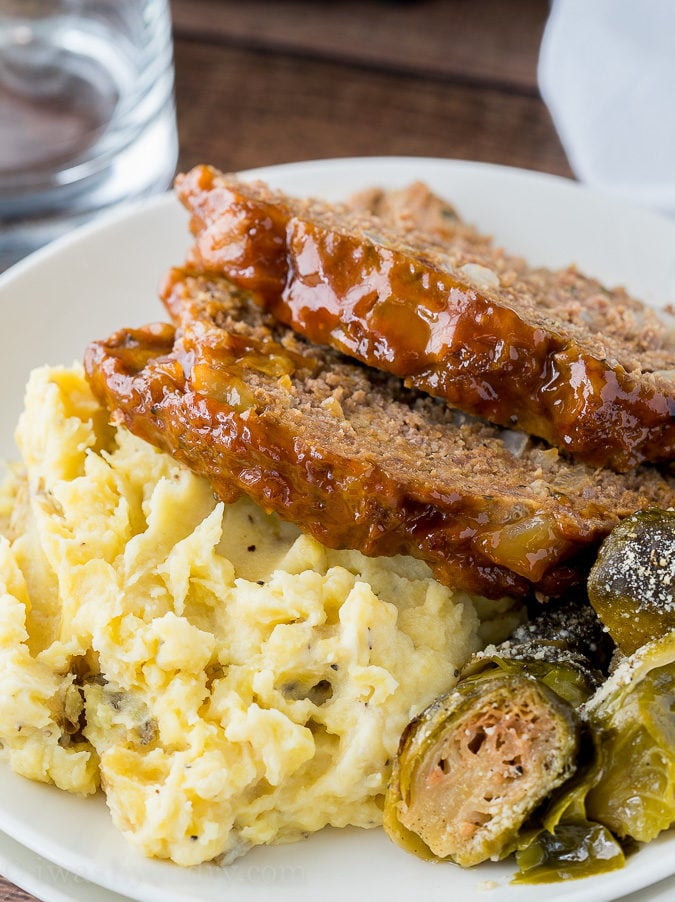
0, 155, 674, 902
3, 153, 675, 292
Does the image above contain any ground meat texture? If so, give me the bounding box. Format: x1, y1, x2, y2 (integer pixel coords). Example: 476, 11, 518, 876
177, 166, 675, 472
84, 269, 675, 602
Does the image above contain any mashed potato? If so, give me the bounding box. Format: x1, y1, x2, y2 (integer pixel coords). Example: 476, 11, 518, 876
0, 366, 492, 866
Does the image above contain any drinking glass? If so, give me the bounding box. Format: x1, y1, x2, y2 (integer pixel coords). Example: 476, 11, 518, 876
0, 0, 178, 268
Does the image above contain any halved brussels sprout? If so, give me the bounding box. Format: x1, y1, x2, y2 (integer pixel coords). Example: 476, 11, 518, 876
583, 629, 675, 843
384, 666, 582, 868
588, 509, 675, 655
383, 601, 608, 870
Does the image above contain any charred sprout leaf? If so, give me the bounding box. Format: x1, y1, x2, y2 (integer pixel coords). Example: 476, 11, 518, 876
588, 509, 675, 655
463, 598, 612, 707
507, 597, 615, 667
583, 630, 675, 842
383, 601, 607, 869
514, 821, 624, 884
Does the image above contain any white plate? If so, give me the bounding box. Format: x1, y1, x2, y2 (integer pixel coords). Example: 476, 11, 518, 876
0, 828, 127, 902
0, 157, 674, 902
0, 828, 674, 902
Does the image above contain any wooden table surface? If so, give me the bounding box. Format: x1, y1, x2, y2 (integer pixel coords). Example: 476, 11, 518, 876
0, 1, 569, 899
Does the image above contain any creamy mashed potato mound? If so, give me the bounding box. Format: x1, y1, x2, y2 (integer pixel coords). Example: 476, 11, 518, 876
0, 366, 486, 866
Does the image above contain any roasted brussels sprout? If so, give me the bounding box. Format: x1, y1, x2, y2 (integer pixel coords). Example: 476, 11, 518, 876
384, 667, 582, 867
383, 601, 610, 870
588, 509, 675, 655
583, 629, 675, 843
516, 630, 675, 880
385, 600, 675, 882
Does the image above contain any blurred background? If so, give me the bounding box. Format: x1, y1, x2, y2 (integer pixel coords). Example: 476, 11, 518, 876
2, 0, 673, 274
169, 0, 572, 177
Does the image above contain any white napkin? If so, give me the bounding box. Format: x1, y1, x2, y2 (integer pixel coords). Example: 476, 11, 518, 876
538, 0, 675, 216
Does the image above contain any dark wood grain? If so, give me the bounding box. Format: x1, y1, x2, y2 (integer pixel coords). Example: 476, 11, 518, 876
173, 38, 571, 177
0, 1, 568, 898
0, 879, 33, 902
170, 0, 571, 178
170, 0, 549, 92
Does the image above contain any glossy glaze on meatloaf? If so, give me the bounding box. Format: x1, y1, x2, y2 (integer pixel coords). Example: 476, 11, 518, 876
84, 269, 675, 601
176, 165, 675, 472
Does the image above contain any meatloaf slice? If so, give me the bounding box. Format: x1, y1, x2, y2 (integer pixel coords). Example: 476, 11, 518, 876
346, 181, 491, 250
176, 165, 675, 473
84, 269, 675, 601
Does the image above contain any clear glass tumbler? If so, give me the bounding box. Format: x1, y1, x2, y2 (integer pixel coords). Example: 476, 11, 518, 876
0, 0, 178, 268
